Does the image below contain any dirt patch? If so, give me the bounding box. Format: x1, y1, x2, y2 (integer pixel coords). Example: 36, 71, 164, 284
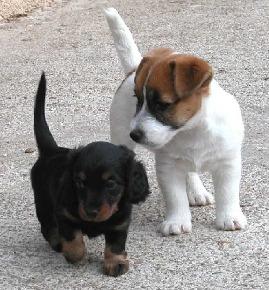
0, 0, 55, 21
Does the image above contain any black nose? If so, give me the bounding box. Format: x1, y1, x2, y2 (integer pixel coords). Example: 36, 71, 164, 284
130, 129, 144, 143
85, 208, 98, 218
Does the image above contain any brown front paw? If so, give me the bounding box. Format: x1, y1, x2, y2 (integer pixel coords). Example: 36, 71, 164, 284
103, 260, 129, 277
103, 248, 129, 277
62, 231, 86, 264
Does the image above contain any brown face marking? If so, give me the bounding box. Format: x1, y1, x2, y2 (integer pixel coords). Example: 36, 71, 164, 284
169, 85, 211, 124
135, 48, 174, 97
103, 247, 129, 277
62, 231, 86, 264
146, 58, 178, 103
137, 52, 213, 127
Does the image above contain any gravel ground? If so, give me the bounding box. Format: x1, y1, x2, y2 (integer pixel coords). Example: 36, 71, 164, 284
0, 0, 268, 289
0, 0, 55, 21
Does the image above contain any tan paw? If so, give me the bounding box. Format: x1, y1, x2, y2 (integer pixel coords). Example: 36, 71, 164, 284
62, 231, 86, 264
103, 248, 129, 277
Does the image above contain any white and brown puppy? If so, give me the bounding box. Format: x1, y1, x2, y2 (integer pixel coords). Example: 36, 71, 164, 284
104, 8, 247, 235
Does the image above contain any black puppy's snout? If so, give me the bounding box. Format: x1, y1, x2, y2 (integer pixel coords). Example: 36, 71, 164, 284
85, 208, 99, 218
130, 129, 144, 143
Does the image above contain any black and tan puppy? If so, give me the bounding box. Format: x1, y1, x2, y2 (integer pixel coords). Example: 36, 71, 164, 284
31, 73, 150, 276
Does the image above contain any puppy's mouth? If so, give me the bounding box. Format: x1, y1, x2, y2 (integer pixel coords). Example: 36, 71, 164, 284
142, 141, 165, 151
133, 137, 166, 151
130, 122, 181, 151
129, 131, 163, 150
78, 203, 118, 222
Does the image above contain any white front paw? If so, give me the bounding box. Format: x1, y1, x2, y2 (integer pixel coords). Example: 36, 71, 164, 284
159, 217, 192, 236
216, 208, 247, 231
187, 188, 214, 206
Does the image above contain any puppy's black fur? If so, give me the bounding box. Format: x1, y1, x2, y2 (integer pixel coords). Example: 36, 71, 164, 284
31, 73, 150, 276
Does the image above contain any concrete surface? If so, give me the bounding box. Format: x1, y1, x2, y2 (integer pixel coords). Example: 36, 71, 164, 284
0, 0, 268, 289
0, 0, 55, 21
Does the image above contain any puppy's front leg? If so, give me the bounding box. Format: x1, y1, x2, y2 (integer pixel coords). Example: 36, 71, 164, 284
187, 172, 214, 206
104, 230, 129, 277
58, 219, 86, 264
156, 153, 191, 236
212, 155, 247, 230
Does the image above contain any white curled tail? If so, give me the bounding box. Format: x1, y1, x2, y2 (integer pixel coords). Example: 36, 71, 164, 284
104, 7, 142, 75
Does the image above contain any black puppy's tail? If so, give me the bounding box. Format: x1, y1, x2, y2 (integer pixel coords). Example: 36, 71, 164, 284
34, 72, 58, 155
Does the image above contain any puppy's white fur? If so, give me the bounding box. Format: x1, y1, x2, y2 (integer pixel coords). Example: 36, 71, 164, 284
104, 8, 247, 235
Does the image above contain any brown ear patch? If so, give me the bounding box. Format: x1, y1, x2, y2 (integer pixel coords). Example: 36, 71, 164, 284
170, 55, 213, 98
168, 56, 212, 125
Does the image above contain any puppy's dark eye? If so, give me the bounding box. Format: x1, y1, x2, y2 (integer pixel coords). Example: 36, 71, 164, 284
155, 101, 171, 111
147, 88, 156, 100
106, 179, 117, 190
146, 88, 170, 111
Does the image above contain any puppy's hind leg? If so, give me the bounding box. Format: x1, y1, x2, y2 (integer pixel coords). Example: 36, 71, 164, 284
110, 73, 137, 150
37, 208, 62, 252
187, 172, 214, 206
32, 177, 62, 251
36, 201, 61, 252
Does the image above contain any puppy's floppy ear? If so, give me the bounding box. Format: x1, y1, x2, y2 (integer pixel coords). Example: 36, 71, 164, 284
127, 159, 150, 204
118, 145, 150, 204
169, 55, 213, 98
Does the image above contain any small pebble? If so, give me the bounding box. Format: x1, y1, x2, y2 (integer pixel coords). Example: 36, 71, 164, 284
25, 148, 35, 154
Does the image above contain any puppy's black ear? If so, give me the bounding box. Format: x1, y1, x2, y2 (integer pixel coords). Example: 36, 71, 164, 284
119, 145, 150, 204
127, 159, 150, 204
